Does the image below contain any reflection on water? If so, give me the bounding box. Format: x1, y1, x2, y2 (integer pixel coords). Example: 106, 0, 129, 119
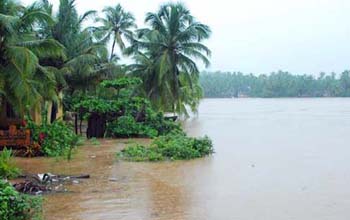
15, 98, 350, 220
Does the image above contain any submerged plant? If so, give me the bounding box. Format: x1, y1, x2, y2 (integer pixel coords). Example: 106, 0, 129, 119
117, 132, 214, 162
90, 138, 101, 146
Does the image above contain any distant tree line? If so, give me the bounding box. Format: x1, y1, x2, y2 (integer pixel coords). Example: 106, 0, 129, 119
200, 71, 350, 98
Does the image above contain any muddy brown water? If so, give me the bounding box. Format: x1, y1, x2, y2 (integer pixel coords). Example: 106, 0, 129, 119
15, 98, 350, 220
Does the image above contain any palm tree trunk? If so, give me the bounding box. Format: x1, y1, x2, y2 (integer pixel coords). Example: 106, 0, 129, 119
110, 38, 116, 62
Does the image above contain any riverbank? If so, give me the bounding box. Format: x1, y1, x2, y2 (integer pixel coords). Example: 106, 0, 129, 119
14, 139, 150, 220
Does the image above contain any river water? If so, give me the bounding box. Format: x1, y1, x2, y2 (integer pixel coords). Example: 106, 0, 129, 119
15, 98, 350, 220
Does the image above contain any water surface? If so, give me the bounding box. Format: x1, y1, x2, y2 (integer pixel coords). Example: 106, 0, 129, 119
16, 98, 350, 220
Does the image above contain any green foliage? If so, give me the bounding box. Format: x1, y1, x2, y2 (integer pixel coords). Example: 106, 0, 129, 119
1, 0, 211, 121
0, 180, 42, 220
127, 2, 211, 116
100, 77, 142, 90
46, 0, 117, 95
106, 107, 182, 138
145, 112, 183, 136
74, 96, 121, 115
0, 0, 65, 115
106, 115, 158, 138
26, 115, 78, 157
39, 121, 78, 157
95, 3, 136, 61
90, 138, 100, 146
73, 78, 146, 115
76, 137, 86, 146
75, 79, 182, 139
200, 71, 350, 98
62, 93, 84, 112
0, 148, 21, 179
117, 132, 214, 162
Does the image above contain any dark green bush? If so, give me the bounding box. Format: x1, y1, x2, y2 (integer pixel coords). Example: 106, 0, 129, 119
106, 115, 158, 138
0, 180, 42, 220
0, 148, 21, 179
106, 111, 183, 138
144, 112, 183, 136
117, 132, 214, 161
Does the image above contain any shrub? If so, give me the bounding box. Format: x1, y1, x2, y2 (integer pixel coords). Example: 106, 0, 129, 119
0, 180, 42, 220
40, 121, 79, 157
0, 148, 21, 179
106, 112, 183, 138
144, 112, 183, 136
27, 119, 79, 157
117, 132, 214, 161
106, 115, 158, 138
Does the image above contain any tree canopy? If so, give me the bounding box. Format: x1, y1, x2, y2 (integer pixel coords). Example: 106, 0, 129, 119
0, 0, 65, 115
200, 71, 350, 98
0, 1, 212, 118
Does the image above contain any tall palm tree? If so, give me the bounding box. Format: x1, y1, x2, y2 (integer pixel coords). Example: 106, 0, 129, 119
0, 0, 65, 115
39, 0, 118, 95
96, 4, 136, 61
128, 3, 211, 115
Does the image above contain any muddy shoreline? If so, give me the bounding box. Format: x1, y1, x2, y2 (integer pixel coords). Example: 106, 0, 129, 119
14, 139, 150, 220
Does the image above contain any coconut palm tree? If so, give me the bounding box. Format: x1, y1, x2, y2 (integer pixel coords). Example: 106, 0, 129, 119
96, 4, 136, 61
0, 0, 65, 115
38, 0, 119, 95
127, 3, 211, 115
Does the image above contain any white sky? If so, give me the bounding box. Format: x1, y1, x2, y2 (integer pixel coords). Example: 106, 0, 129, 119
21, 0, 350, 75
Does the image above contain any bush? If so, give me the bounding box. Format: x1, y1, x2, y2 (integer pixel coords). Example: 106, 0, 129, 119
144, 112, 183, 136
117, 132, 214, 161
40, 121, 79, 157
27, 119, 79, 157
106, 115, 158, 138
106, 112, 183, 138
0, 148, 21, 179
0, 180, 42, 220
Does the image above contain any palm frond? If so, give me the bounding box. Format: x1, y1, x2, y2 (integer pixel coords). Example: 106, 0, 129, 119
79, 10, 97, 24
17, 38, 66, 60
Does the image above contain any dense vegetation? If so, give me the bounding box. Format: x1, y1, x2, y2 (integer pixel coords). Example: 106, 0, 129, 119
118, 132, 214, 162
73, 77, 183, 138
0, 0, 213, 158
0, 180, 42, 220
0, 0, 65, 115
0, 0, 211, 119
201, 71, 350, 98
26, 116, 79, 157
106, 113, 182, 138
0, 2, 213, 219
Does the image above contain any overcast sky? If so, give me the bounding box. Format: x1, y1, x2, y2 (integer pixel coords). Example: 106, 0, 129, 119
22, 0, 350, 75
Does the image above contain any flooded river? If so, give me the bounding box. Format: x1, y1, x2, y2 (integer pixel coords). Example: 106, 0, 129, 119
15, 98, 350, 220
